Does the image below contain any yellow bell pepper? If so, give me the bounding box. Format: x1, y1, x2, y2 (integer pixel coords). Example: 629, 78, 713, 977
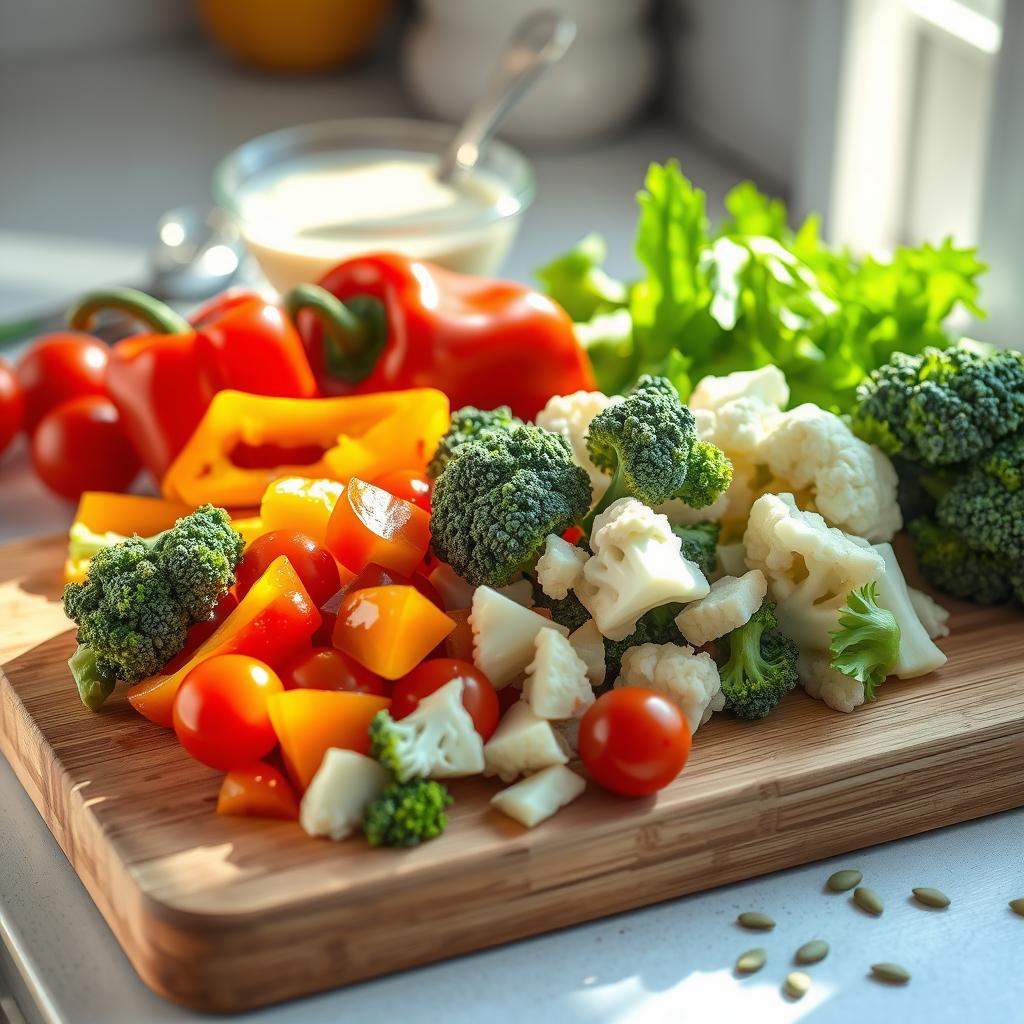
161, 389, 449, 508
260, 476, 344, 547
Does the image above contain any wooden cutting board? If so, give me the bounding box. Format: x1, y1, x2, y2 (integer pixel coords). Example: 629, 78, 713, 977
2, 533, 1023, 1012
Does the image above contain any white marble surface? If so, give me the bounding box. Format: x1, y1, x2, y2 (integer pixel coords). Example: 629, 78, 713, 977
1, 40, 1022, 1024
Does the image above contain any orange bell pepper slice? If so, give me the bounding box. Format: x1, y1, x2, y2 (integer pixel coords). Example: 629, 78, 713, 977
216, 762, 300, 821
260, 476, 344, 547
332, 585, 454, 680
127, 555, 320, 727
266, 689, 391, 791
325, 477, 431, 576
161, 388, 449, 508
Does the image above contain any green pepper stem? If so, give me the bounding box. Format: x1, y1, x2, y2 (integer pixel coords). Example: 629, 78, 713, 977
67, 287, 192, 335
284, 284, 387, 384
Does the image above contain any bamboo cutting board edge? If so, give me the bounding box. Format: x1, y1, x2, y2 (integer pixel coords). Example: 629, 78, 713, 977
1, 533, 1023, 1011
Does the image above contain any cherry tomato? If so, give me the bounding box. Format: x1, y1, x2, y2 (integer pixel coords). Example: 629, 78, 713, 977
392, 658, 499, 741
371, 468, 432, 512
173, 654, 284, 771
578, 688, 691, 797
161, 592, 239, 675
15, 333, 108, 433
30, 396, 140, 500
279, 646, 389, 696
236, 530, 340, 607
0, 359, 25, 456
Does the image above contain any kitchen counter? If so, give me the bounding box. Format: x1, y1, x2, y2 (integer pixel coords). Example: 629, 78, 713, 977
1, 40, 1022, 1024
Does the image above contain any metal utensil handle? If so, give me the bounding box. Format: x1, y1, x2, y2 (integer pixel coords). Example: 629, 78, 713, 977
436, 10, 576, 183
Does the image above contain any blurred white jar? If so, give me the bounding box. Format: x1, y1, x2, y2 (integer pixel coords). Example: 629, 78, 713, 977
402, 0, 658, 145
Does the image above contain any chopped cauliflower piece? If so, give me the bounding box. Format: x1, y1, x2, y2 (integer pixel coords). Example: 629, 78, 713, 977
577, 498, 710, 642
428, 562, 476, 611
535, 390, 621, 498
871, 543, 948, 678
471, 586, 568, 688
568, 619, 607, 688
797, 652, 865, 713
535, 533, 588, 600
744, 493, 884, 651
616, 642, 724, 734
495, 579, 535, 608
716, 541, 748, 579
299, 749, 390, 841
690, 365, 790, 413
908, 587, 951, 640
675, 570, 767, 647
523, 628, 594, 720
491, 765, 586, 828
483, 700, 571, 782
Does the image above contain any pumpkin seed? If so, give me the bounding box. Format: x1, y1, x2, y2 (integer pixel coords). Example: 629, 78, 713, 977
871, 962, 910, 984
795, 939, 830, 964
784, 971, 811, 999
827, 869, 862, 892
735, 948, 767, 974
1010, 898, 1024, 917
853, 886, 884, 916
737, 911, 776, 930
912, 887, 950, 909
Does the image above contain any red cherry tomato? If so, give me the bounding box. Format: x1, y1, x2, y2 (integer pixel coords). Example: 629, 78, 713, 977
15, 333, 108, 433
30, 396, 140, 500
578, 688, 691, 797
371, 468, 432, 512
392, 658, 499, 741
162, 592, 239, 675
236, 530, 340, 607
279, 646, 389, 696
0, 359, 25, 456
173, 654, 283, 771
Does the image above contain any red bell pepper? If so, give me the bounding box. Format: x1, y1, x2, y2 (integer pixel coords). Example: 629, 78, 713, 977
67, 287, 317, 480
284, 253, 595, 419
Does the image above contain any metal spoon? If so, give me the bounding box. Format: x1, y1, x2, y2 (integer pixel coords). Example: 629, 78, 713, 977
435, 10, 576, 185
0, 204, 244, 347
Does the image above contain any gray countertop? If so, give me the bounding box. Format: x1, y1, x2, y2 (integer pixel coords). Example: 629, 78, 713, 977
1, 39, 1022, 1024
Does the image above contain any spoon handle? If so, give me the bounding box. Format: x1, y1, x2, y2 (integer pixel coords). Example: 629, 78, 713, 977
436, 10, 576, 184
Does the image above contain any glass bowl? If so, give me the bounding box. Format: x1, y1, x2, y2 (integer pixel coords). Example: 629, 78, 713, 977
213, 117, 535, 293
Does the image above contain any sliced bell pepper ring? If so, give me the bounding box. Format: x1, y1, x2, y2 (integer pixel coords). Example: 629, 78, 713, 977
67, 287, 317, 481
285, 253, 596, 419
267, 689, 391, 791
127, 554, 320, 727
217, 762, 300, 821
161, 387, 449, 508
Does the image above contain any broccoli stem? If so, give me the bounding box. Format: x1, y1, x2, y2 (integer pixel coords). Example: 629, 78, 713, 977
68, 644, 117, 712
582, 467, 629, 536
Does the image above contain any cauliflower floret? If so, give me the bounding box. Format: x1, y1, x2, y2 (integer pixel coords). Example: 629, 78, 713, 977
797, 651, 865, 713
523, 628, 595, 720
577, 498, 710, 642
675, 570, 767, 647
535, 533, 588, 600
299, 749, 391, 841
471, 586, 568, 688
483, 700, 571, 783
758, 403, 902, 542
568, 619, 606, 688
908, 587, 951, 640
690, 365, 790, 413
535, 390, 622, 498
371, 679, 485, 781
744, 493, 885, 651
495, 578, 535, 608
490, 765, 586, 828
616, 642, 724, 734
871, 543, 947, 678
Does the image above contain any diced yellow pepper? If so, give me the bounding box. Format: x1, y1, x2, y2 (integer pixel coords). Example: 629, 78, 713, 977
259, 477, 344, 547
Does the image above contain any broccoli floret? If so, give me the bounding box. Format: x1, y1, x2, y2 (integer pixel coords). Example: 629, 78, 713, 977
852, 345, 1024, 467
908, 517, 1014, 604
584, 375, 732, 527
671, 521, 721, 577
602, 603, 685, 686
716, 601, 799, 719
427, 405, 523, 481
62, 505, 244, 710
429, 424, 593, 587
531, 587, 592, 633
362, 778, 453, 847
829, 582, 900, 699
